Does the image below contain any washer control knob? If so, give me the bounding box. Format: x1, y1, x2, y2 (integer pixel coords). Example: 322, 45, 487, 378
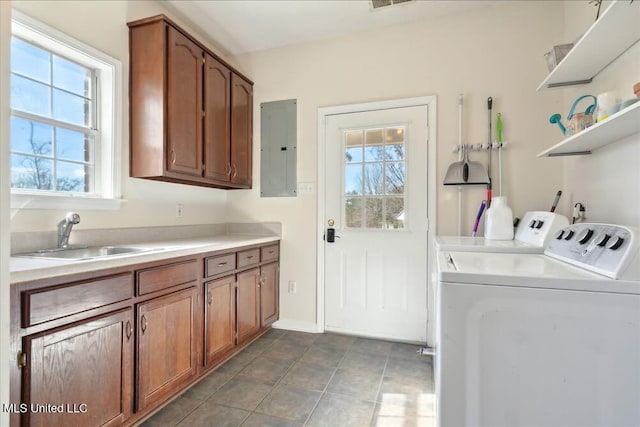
563, 230, 575, 240
529, 220, 537, 228
535, 220, 544, 229
577, 228, 594, 244
555, 230, 565, 240
596, 234, 611, 247
607, 236, 625, 250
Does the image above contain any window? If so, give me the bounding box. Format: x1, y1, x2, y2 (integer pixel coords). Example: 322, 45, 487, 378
344, 126, 406, 229
10, 11, 121, 209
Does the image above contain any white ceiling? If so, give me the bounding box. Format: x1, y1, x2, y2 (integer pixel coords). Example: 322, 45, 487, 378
164, 0, 506, 55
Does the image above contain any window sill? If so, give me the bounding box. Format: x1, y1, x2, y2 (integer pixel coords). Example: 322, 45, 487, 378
11, 192, 124, 211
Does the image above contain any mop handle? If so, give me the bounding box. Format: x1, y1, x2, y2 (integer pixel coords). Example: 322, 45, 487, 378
496, 113, 503, 196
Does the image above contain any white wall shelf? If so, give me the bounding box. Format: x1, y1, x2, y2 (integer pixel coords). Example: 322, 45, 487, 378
537, 1, 640, 90
538, 101, 640, 157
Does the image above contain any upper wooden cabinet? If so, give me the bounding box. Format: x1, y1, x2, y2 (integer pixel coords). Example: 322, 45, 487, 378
128, 15, 253, 189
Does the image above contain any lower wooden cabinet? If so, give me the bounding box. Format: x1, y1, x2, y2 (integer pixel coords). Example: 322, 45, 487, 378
260, 262, 279, 327
236, 268, 261, 345
204, 276, 236, 365
136, 287, 198, 411
21, 309, 134, 427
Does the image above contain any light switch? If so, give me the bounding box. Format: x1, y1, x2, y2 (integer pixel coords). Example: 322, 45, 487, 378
298, 182, 315, 195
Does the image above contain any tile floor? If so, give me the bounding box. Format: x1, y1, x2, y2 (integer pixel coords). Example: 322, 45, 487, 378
141, 329, 435, 427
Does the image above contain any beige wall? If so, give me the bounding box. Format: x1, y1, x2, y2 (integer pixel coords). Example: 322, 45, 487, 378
228, 1, 566, 326
560, 1, 640, 226
10, 0, 241, 232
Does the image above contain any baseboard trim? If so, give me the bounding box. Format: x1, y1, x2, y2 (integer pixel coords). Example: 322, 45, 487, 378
272, 319, 320, 333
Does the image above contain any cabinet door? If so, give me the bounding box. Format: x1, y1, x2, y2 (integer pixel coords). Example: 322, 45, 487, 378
205, 276, 236, 365
22, 309, 134, 427
236, 268, 260, 344
137, 287, 198, 411
166, 26, 203, 177
203, 53, 231, 182
260, 262, 279, 327
230, 73, 253, 187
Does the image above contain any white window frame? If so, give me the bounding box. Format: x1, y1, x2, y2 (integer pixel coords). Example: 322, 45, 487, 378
10, 10, 122, 210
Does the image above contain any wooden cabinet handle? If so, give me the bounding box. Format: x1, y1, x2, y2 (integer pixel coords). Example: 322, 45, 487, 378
207, 290, 213, 305
126, 320, 132, 340
141, 314, 147, 334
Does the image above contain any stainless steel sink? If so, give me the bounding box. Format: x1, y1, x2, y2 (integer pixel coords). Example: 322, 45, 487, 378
16, 246, 158, 260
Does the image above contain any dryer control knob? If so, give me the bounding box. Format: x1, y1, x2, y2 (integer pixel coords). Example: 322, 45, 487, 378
596, 234, 611, 247
577, 228, 594, 244
607, 236, 625, 250
555, 230, 565, 240
529, 220, 537, 228
535, 220, 544, 229
563, 230, 575, 240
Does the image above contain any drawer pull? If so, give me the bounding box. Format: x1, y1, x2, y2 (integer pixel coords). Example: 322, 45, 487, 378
207, 290, 213, 305
246, 255, 254, 259
268, 250, 274, 254
217, 262, 228, 267
141, 315, 148, 334
126, 320, 133, 340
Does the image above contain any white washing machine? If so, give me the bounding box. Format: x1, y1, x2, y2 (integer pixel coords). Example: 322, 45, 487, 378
436, 223, 640, 427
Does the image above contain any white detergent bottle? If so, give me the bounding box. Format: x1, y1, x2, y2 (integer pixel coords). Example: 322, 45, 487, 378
484, 196, 514, 240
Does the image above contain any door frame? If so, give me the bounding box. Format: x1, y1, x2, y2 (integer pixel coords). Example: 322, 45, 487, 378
316, 96, 437, 345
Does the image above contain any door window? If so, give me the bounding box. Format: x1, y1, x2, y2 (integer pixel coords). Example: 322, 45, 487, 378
344, 126, 406, 230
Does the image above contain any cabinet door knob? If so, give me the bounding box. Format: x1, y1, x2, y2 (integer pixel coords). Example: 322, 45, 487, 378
226, 163, 232, 177
231, 164, 237, 178
207, 290, 213, 305
170, 149, 176, 165
126, 320, 133, 340
141, 314, 148, 334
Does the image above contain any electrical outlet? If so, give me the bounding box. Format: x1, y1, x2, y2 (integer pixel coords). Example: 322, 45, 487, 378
176, 204, 184, 218
288, 280, 297, 294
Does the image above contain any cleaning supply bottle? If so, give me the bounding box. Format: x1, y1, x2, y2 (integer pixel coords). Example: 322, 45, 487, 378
484, 196, 514, 240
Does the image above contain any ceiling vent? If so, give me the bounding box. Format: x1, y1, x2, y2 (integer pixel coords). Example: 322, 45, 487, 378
371, 0, 414, 10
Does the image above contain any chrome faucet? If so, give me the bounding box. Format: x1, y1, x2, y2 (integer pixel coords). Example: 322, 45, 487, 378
57, 212, 81, 249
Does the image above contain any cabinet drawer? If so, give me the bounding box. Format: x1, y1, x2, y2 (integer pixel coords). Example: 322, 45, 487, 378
22, 273, 133, 327
136, 260, 198, 296
261, 244, 279, 262
237, 248, 260, 268
205, 253, 236, 277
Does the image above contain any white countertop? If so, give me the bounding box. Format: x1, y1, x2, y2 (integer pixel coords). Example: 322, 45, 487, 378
11, 234, 280, 284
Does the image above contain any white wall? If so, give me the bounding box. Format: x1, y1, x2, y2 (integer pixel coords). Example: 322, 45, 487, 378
9, 0, 241, 233
559, 0, 640, 226
227, 1, 566, 326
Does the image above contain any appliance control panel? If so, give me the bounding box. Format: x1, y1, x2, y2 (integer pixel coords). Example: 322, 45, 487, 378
515, 211, 569, 247
545, 223, 640, 279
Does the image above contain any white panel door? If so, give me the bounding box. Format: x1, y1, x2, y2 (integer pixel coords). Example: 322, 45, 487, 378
324, 105, 429, 342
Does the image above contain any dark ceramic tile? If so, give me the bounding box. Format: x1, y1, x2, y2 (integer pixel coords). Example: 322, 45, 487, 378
241, 412, 303, 427
340, 350, 388, 374
376, 376, 435, 416
255, 384, 321, 422
280, 361, 336, 391
326, 368, 382, 401
176, 402, 249, 427
216, 351, 258, 375
300, 344, 346, 367
262, 341, 307, 362
237, 356, 292, 385
242, 336, 277, 355
182, 371, 232, 401
384, 357, 432, 380
388, 342, 426, 361
263, 328, 287, 339
350, 338, 394, 355
141, 396, 200, 426
278, 331, 318, 347
307, 392, 375, 427
209, 377, 273, 411
314, 333, 357, 349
